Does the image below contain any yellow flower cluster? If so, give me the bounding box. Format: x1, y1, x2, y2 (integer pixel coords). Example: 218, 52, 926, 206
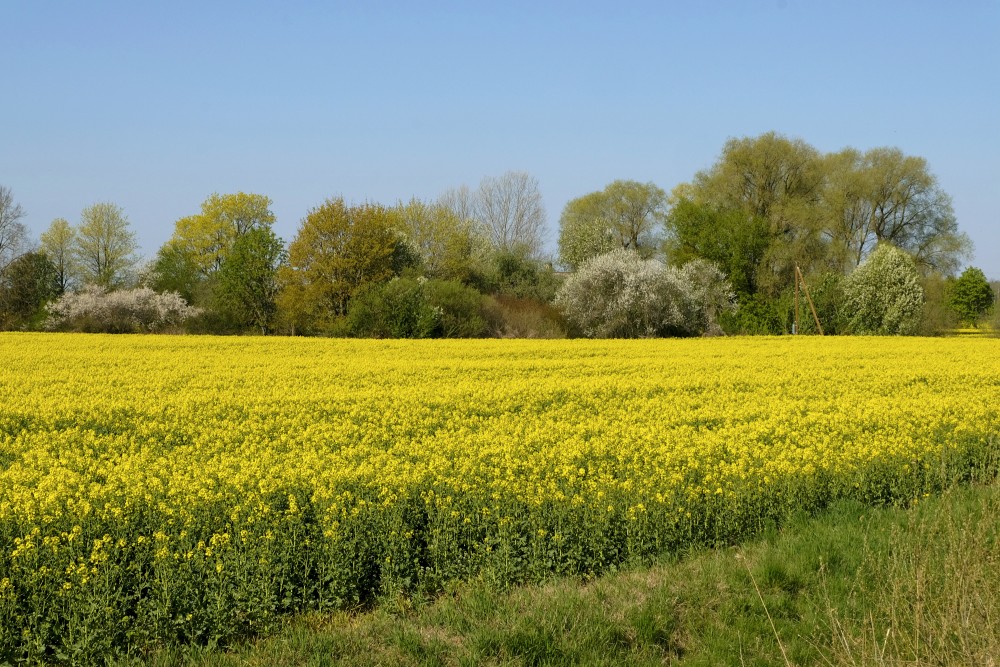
0, 333, 997, 660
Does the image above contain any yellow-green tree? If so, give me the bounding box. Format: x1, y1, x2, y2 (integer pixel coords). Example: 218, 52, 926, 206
39, 218, 76, 293
278, 199, 409, 333
75, 202, 138, 289
165, 192, 276, 276
397, 197, 486, 282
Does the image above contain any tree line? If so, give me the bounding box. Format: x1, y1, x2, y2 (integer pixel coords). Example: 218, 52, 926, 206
1, 133, 995, 337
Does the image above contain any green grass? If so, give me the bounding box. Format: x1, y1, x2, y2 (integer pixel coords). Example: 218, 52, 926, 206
127, 481, 1000, 667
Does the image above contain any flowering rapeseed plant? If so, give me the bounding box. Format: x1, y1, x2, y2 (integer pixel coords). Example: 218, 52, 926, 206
0, 333, 996, 661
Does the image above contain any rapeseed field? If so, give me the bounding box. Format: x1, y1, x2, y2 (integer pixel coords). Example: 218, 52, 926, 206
0, 333, 997, 661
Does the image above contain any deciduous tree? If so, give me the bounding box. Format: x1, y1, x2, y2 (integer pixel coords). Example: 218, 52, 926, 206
0, 185, 27, 272
948, 266, 994, 326
558, 180, 667, 270
0, 251, 59, 329
75, 203, 138, 289
822, 148, 971, 274
278, 199, 408, 333
215, 227, 286, 333
39, 218, 76, 293
397, 198, 486, 282
165, 192, 276, 276
474, 171, 546, 258
842, 244, 923, 335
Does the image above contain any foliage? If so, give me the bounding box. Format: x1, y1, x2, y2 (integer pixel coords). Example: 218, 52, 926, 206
475, 249, 561, 302
278, 199, 411, 334
948, 266, 994, 326
346, 278, 489, 339
74, 202, 139, 289
0, 335, 997, 661
822, 147, 971, 275
718, 293, 785, 335
665, 198, 771, 297
346, 278, 439, 338
558, 180, 667, 270
555, 249, 734, 337
44, 287, 201, 333
0, 252, 59, 330
396, 198, 487, 283
917, 271, 960, 336
842, 244, 924, 335
482, 295, 568, 338
422, 279, 489, 338
147, 243, 204, 305
668, 133, 971, 298
39, 218, 76, 294
166, 192, 277, 276
214, 227, 287, 334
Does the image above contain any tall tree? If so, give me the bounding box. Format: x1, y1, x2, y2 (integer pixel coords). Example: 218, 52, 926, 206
474, 171, 546, 258
165, 192, 276, 276
397, 197, 486, 282
0, 185, 28, 272
664, 197, 771, 297
558, 180, 667, 270
0, 251, 59, 330
75, 203, 138, 289
278, 199, 408, 332
215, 227, 286, 333
669, 132, 827, 295
821, 147, 970, 275
39, 218, 77, 293
437, 185, 477, 224
948, 266, 994, 326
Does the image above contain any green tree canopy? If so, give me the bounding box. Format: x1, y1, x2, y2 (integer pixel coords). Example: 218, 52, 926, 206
666, 132, 972, 301
821, 148, 971, 274
396, 197, 487, 282
0, 251, 59, 329
215, 227, 286, 333
948, 266, 995, 326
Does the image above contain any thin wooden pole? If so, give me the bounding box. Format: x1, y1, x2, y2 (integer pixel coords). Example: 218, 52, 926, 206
794, 267, 799, 335
796, 265, 824, 336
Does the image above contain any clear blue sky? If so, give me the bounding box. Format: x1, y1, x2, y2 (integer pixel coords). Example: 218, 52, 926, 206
4, 1, 998, 278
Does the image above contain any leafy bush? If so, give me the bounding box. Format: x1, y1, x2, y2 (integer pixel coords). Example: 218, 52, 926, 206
719, 293, 784, 335
346, 278, 438, 338
45, 287, 201, 333
842, 244, 923, 335
423, 279, 489, 338
346, 278, 490, 338
473, 250, 562, 302
554, 249, 734, 338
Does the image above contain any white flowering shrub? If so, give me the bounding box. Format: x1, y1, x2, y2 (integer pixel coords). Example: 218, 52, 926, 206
555, 249, 734, 337
842, 244, 923, 335
46, 286, 202, 333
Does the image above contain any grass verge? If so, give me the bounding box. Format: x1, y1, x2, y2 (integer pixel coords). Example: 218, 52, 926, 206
133, 482, 1000, 666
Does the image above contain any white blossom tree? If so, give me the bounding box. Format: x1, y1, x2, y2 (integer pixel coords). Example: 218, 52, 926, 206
842, 243, 923, 335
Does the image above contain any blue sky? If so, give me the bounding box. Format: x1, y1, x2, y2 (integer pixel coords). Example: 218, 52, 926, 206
4, 1, 998, 277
